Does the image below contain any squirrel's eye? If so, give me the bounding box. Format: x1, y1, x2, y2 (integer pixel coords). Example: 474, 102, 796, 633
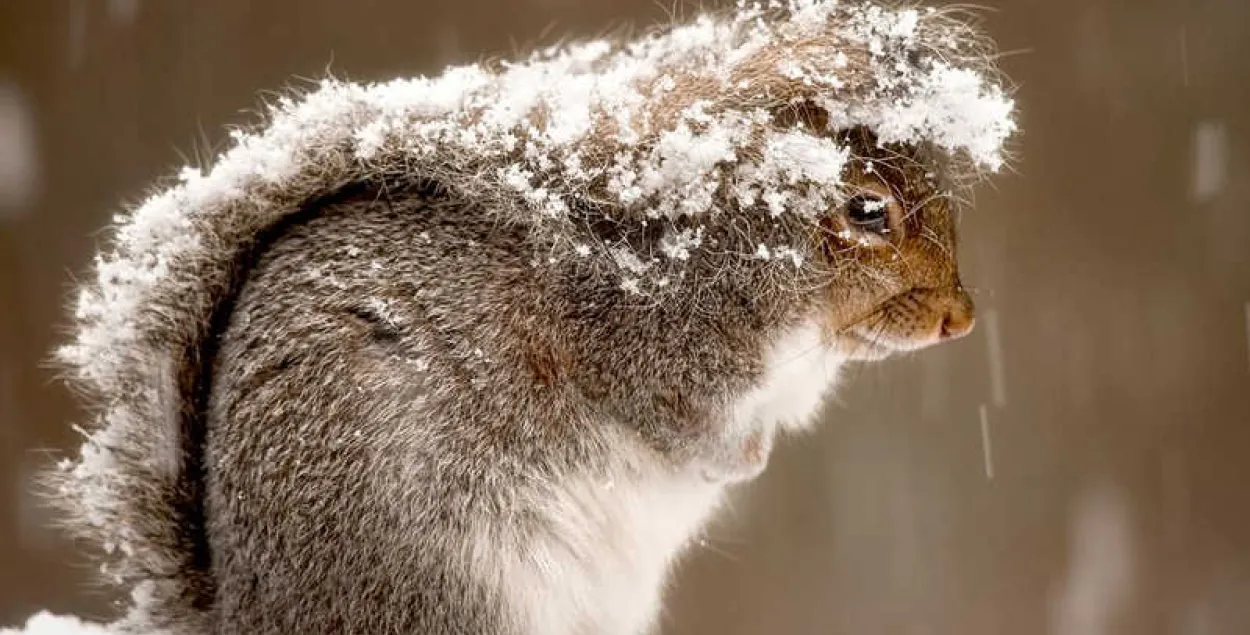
846, 194, 890, 234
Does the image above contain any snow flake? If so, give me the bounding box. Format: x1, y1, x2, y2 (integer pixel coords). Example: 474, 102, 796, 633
660, 227, 705, 260
611, 246, 652, 275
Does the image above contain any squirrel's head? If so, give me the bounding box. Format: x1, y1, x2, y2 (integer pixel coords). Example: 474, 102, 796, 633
814, 127, 974, 360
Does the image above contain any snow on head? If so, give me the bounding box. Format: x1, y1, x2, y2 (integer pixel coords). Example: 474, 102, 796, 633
64, 0, 1016, 366
863, 63, 1015, 171
339, 1, 1013, 229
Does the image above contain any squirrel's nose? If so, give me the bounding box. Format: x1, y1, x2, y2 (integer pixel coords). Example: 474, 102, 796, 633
939, 289, 976, 340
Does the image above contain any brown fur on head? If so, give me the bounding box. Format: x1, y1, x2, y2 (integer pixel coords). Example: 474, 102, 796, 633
812, 125, 974, 360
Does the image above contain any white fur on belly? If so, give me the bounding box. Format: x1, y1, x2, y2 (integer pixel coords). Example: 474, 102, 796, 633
497, 458, 724, 635
492, 321, 841, 635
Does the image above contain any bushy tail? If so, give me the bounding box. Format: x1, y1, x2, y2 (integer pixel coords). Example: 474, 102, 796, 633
48, 91, 378, 630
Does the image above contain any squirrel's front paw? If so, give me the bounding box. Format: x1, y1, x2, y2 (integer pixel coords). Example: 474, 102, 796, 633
698, 428, 773, 484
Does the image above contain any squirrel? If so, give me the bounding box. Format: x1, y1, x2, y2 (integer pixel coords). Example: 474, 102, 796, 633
45, 2, 1015, 634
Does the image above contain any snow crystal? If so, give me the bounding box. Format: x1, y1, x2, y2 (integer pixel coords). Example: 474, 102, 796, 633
638, 120, 739, 210
611, 247, 652, 275
863, 63, 1015, 171
886, 8, 920, 40
777, 59, 806, 80
763, 131, 850, 186
660, 227, 704, 261
860, 197, 888, 213
619, 277, 643, 295
772, 245, 804, 267
762, 190, 790, 217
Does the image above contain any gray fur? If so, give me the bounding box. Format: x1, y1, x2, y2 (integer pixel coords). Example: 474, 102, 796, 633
204, 185, 781, 633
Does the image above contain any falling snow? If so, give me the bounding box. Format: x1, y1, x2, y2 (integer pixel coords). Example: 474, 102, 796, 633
0, 80, 38, 216
978, 404, 994, 480
1191, 120, 1228, 204
983, 307, 1007, 407
1051, 483, 1137, 635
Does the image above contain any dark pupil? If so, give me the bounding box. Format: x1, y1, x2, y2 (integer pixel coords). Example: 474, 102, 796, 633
847, 195, 888, 232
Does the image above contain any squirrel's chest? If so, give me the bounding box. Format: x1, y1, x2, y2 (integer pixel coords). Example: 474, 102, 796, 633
732, 319, 844, 433
500, 466, 724, 635
497, 321, 842, 634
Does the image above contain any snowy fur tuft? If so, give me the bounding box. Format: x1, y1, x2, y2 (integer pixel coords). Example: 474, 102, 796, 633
48, 0, 1014, 628
1, 613, 122, 635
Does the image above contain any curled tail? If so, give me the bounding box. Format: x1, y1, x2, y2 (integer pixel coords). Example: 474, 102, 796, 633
49, 129, 374, 630
51, 169, 382, 630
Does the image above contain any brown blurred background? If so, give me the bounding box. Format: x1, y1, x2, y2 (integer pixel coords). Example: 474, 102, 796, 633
2, 0, 1248, 633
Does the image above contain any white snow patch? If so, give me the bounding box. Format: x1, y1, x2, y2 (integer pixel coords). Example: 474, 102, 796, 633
771, 245, 804, 267
0, 613, 116, 635
860, 197, 888, 213
659, 226, 704, 260
864, 63, 1016, 171
763, 131, 850, 186
610, 246, 652, 275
